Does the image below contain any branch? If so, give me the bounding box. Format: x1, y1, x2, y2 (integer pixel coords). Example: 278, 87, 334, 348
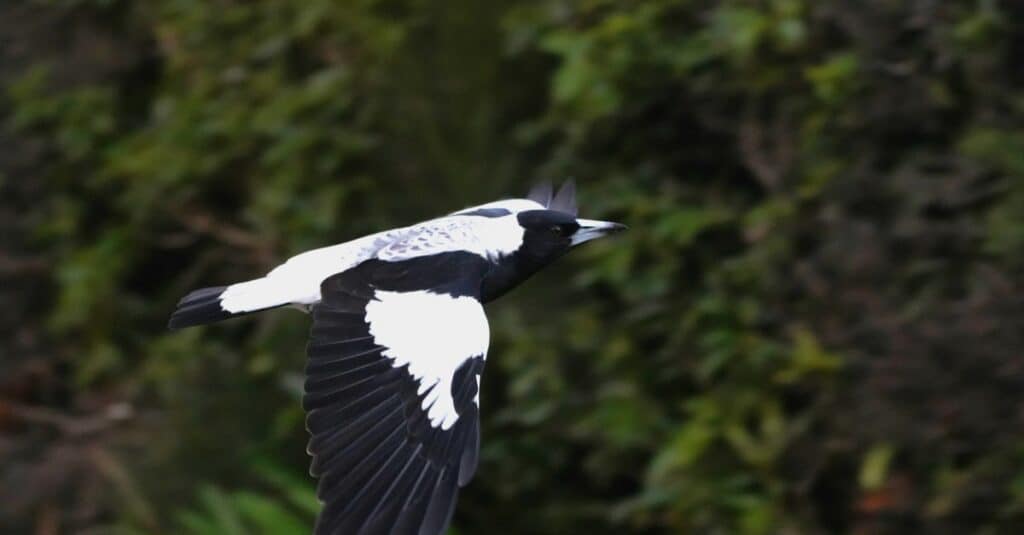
1, 401, 133, 436
169, 208, 277, 265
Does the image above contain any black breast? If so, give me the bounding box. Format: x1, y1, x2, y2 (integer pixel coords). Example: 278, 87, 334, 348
480, 251, 548, 303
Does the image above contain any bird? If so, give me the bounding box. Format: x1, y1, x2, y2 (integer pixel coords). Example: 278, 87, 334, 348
167, 181, 626, 535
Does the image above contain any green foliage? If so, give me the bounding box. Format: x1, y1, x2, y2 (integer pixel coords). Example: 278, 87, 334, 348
175, 463, 317, 535
3, 0, 1024, 534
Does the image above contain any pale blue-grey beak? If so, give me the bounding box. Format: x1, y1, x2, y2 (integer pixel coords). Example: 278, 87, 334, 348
571, 218, 628, 246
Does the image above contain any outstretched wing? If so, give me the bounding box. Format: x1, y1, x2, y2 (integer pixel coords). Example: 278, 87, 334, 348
304, 251, 490, 535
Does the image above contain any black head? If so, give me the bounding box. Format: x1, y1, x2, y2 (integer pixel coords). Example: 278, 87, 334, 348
515, 209, 581, 263
479, 203, 626, 302
477, 180, 626, 302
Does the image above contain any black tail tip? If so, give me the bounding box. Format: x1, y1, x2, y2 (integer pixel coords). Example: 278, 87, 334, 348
168, 286, 232, 330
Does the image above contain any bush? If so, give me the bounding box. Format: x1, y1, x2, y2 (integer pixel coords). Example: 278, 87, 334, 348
2, 0, 1023, 533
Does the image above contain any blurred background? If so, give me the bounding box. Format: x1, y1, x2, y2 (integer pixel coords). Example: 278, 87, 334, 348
2, 1, 1024, 533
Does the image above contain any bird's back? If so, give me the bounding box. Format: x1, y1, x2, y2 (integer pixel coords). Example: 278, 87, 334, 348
168, 213, 519, 329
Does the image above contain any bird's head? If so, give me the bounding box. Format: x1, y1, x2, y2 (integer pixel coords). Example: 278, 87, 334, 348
454, 180, 626, 301
519, 179, 627, 258
514, 206, 627, 262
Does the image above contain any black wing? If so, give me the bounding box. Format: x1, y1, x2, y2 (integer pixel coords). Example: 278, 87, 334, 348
305, 252, 489, 535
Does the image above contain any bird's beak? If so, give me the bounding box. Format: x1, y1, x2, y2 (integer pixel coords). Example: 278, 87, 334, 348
571, 218, 628, 246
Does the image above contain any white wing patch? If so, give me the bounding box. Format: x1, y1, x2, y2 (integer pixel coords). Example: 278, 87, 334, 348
364, 290, 489, 430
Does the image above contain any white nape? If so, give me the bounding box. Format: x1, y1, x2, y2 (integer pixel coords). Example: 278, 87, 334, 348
377, 216, 526, 263
364, 289, 489, 430
451, 198, 545, 216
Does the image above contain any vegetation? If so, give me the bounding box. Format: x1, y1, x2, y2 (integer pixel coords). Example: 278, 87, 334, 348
2, 0, 1023, 533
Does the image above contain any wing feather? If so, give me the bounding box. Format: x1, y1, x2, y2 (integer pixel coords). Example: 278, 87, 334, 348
305, 252, 490, 535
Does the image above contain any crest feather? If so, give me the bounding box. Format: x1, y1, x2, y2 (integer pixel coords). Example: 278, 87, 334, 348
549, 179, 578, 216
526, 181, 553, 207
526, 179, 577, 215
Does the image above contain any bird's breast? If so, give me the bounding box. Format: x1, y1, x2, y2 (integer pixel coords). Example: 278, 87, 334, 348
480, 253, 542, 303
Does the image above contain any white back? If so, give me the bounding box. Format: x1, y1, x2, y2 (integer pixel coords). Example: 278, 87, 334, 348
219, 198, 545, 312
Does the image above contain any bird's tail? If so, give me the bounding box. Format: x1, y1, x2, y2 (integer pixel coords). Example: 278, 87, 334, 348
168, 279, 280, 329
168, 285, 238, 329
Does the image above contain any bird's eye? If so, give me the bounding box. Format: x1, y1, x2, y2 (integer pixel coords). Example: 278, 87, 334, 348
549, 225, 564, 235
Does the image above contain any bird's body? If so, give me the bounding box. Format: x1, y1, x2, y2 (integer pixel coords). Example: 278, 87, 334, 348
169, 182, 625, 535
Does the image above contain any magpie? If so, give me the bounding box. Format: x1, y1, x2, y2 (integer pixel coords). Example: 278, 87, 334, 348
168, 181, 626, 535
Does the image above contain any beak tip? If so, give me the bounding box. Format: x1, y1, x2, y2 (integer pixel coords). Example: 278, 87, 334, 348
601, 222, 628, 234
571, 218, 628, 245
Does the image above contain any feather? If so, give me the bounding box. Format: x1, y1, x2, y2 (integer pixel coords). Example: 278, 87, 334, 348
550, 178, 578, 215
527, 180, 554, 207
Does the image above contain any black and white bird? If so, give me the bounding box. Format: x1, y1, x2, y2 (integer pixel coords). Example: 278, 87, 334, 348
168, 181, 626, 535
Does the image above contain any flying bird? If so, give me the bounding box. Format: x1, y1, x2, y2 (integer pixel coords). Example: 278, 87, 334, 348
168, 181, 626, 535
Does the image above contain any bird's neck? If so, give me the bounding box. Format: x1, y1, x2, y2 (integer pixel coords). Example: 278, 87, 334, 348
480, 250, 555, 303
